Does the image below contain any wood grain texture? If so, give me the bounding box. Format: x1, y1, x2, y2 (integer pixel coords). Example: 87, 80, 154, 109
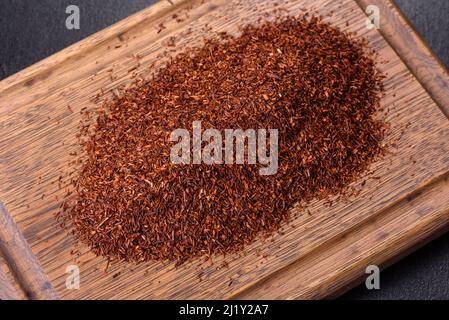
234, 173, 449, 299
0, 0, 449, 299
356, 0, 449, 118
0, 202, 59, 300
0, 253, 21, 300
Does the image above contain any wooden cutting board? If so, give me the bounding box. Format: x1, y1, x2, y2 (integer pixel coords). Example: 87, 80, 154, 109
1, 0, 449, 300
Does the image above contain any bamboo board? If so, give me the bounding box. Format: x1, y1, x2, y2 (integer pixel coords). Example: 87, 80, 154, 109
1, 0, 449, 299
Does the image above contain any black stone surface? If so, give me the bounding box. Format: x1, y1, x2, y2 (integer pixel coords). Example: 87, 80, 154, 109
1, 0, 448, 300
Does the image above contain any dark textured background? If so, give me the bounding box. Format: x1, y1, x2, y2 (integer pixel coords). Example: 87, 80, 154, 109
1, 0, 449, 300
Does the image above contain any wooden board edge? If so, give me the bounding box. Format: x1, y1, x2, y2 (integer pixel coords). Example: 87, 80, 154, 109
355, 0, 449, 119
231, 172, 449, 299
0, 202, 59, 300
0, 253, 21, 300
329, 215, 449, 300
0, 0, 193, 94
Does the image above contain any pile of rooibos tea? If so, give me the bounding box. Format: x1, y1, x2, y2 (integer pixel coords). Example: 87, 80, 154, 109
60, 16, 386, 264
